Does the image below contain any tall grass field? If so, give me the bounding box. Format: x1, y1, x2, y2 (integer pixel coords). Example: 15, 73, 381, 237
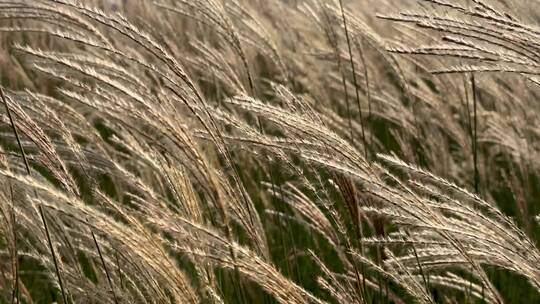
0, 0, 539, 303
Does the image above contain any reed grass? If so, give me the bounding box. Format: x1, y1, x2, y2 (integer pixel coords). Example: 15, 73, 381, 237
0, 0, 538, 303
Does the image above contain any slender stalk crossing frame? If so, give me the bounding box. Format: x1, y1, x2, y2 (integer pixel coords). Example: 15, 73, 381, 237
1, 88, 69, 304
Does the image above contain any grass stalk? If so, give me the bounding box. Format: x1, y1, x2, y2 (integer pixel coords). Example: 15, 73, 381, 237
1, 87, 69, 304
471, 73, 479, 194
338, 0, 368, 159
91, 231, 119, 304
9, 184, 19, 304
357, 38, 372, 147
320, 4, 354, 144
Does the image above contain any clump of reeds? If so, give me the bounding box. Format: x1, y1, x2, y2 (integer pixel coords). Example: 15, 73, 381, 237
0, 0, 538, 303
